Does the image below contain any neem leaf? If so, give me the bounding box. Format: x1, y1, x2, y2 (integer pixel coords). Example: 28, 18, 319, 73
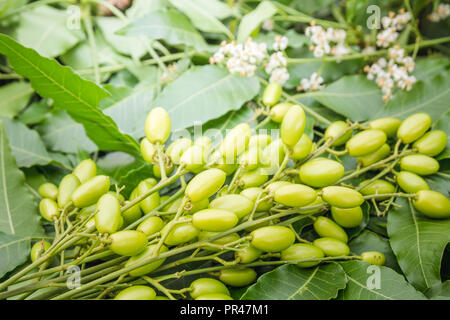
0, 233, 30, 279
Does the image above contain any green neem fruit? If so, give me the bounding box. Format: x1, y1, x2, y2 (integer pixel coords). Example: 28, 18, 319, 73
361, 251, 385, 266
280, 243, 324, 268
300, 196, 326, 214
192, 209, 238, 232
235, 243, 262, 263
313, 216, 348, 243
78, 205, 96, 220
212, 160, 238, 176
137, 216, 164, 236
261, 139, 286, 170
240, 187, 272, 211
210, 195, 254, 219
313, 237, 350, 256
125, 244, 168, 277
240, 169, 268, 188
198, 232, 240, 251
38, 183, 58, 200
281, 105, 306, 147
359, 179, 395, 200
71, 175, 110, 208
324, 121, 352, 146
73, 159, 97, 183
322, 186, 364, 208
95, 193, 122, 234
369, 117, 401, 138
251, 226, 295, 252
400, 154, 439, 176
140, 138, 156, 163
137, 179, 160, 214
194, 136, 212, 152
274, 184, 317, 207
397, 113, 431, 143
239, 147, 261, 170
269, 102, 292, 123
180, 145, 206, 172
109, 230, 148, 256
266, 181, 292, 196
114, 286, 156, 300
412, 190, 450, 219
166, 138, 193, 165
396, 171, 429, 193
357, 143, 390, 167
163, 197, 183, 212
346, 129, 387, 157
161, 220, 199, 246
262, 82, 282, 107
30, 240, 51, 262
219, 268, 257, 287
145, 107, 171, 144
249, 134, 272, 149
413, 130, 447, 156
299, 158, 344, 188
220, 123, 252, 160
189, 278, 230, 299
121, 202, 142, 226
153, 162, 175, 179
57, 174, 81, 208
291, 134, 313, 160
39, 198, 59, 222
331, 206, 363, 228
186, 168, 226, 202
107, 191, 125, 203
189, 198, 210, 214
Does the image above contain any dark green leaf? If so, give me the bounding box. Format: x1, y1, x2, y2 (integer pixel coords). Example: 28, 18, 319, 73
0, 81, 34, 118
0, 233, 30, 279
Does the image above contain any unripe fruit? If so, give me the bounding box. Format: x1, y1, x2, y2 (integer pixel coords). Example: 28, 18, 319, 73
280, 243, 324, 268
274, 184, 317, 207
357, 143, 390, 167
71, 175, 110, 208
114, 286, 156, 300
220, 123, 252, 160
400, 154, 439, 176
266, 181, 292, 196
235, 243, 262, 263
30, 240, 51, 262
209, 195, 254, 219
153, 162, 174, 179
38, 183, 58, 200
192, 209, 238, 232
189, 198, 210, 214
281, 105, 306, 147
186, 168, 226, 202
299, 158, 344, 188
109, 230, 148, 256
396, 171, 429, 193
300, 196, 326, 214
162, 197, 183, 212
145, 107, 171, 144
240, 169, 268, 188
291, 134, 313, 160
122, 189, 142, 224
125, 244, 168, 277
262, 82, 282, 106
194, 136, 212, 152
331, 206, 363, 228
95, 193, 122, 234
240, 187, 271, 211
269, 102, 292, 122
359, 179, 395, 200
239, 147, 261, 170
57, 174, 81, 208
180, 145, 206, 172
219, 268, 257, 287
322, 186, 364, 208
249, 134, 272, 149
198, 232, 240, 251
189, 278, 230, 299
261, 139, 286, 172
313, 216, 348, 243
161, 221, 199, 245
313, 237, 350, 256
361, 251, 385, 265
196, 293, 233, 300
137, 179, 160, 214
369, 117, 401, 138
39, 198, 59, 222
412, 190, 450, 219
346, 129, 387, 157
397, 113, 431, 143
140, 138, 156, 163
166, 138, 193, 164
137, 216, 164, 236
73, 159, 97, 183
324, 121, 352, 146
251, 226, 295, 252
413, 130, 447, 156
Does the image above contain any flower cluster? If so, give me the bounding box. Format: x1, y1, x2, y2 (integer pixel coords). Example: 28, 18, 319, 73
296, 72, 324, 92
364, 46, 416, 102
428, 3, 450, 22
210, 36, 290, 85
305, 23, 350, 59
377, 10, 412, 48
160, 63, 181, 83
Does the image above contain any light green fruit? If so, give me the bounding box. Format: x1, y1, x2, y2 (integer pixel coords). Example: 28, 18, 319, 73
39, 198, 59, 222
198, 232, 240, 251
189, 278, 230, 299
413, 130, 447, 156
240, 169, 268, 188
299, 158, 344, 188
137, 179, 160, 214
71, 175, 110, 208
361, 251, 385, 266
369, 117, 401, 138
412, 190, 450, 219
359, 179, 396, 200
400, 154, 439, 176
192, 209, 238, 232
346, 129, 387, 157
239, 147, 261, 170
38, 183, 58, 200
185, 168, 226, 202
331, 206, 363, 228
161, 220, 199, 246
262, 82, 282, 107
357, 143, 391, 167
95, 193, 122, 234
109, 230, 148, 256
180, 145, 206, 172
153, 162, 174, 179
324, 121, 352, 146
209, 195, 254, 219
137, 216, 164, 236
313, 216, 348, 243
261, 139, 286, 171
194, 136, 212, 152
396, 171, 429, 193
57, 174, 81, 208
266, 181, 292, 196
189, 198, 210, 214
145, 107, 171, 144
281, 105, 306, 147
166, 138, 193, 165
313, 238, 350, 256
269, 102, 292, 123
114, 286, 156, 300
321, 186, 364, 208
140, 138, 156, 163
300, 196, 326, 214
220, 123, 252, 160
250, 226, 295, 252
274, 184, 317, 207
240, 187, 272, 211
249, 134, 272, 149
219, 268, 257, 287
122, 189, 142, 225
280, 243, 325, 268
291, 134, 313, 160
397, 113, 431, 143
73, 159, 97, 183
125, 244, 168, 277
30, 240, 51, 262
235, 244, 262, 263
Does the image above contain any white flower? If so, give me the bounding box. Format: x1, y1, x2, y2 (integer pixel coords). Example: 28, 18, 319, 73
428, 3, 450, 22
269, 68, 290, 85
262, 19, 274, 31
298, 72, 324, 92
273, 35, 288, 51
305, 24, 349, 59
377, 27, 399, 48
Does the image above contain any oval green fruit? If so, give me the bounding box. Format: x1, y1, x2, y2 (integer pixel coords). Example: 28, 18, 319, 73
396, 171, 429, 193
166, 138, 193, 165
280, 243, 325, 268
235, 243, 262, 263
266, 181, 292, 196
30, 240, 51, 262
192, 209, 238, 232
331, 206, 363, 228
262, 82, 282, 107
250, 226, 295, 252
369, 117, 401, 138
114, 286, 156, 300
109, 230, 148, 256
357, 143, 390, 167
300, 196, 326, 214
313, 216, 348, 243
73, 159, 97, 183
190, 278, 230, 299
269, 102, 292, 123
95, 193, 122, 234
140, 138, 156, 163
194, 136, 212, 152
239, 147, 261, 170
324, 121, 352, 146
137, 179, 160, 213
220, 123, 252, 160
412, 190, 450, 219
313, 237, 350, 256
71, 175, 110, 208
137, 216, 164, 236
240, 187, 271, 212
397, 113, 431, 143
179, 145, 206, 172
219, 268, 257, 287
359, 179, 396, 200
291, 134, 313, 160
125, 244, 168, 277
145, 107, 171, 144
198, 232, 240, 252
38, 183, 58, 200
39, 198, 59, 222
361, 251, 385, 266
413, 130, 447, 156
161, 220, 199, 246
400, 154, 439, 176
322, 186, 364, 208
240, 169, 268, 188
249, 134, 272, 149
274, 184, 317, 207
281, 105, 306, 147
261, 139, 286, 171
57, 174, 80, 208
186, 168, 226, 202
299, 158, 344, 188
346, 129, 387, 157
209, 195, 254, 219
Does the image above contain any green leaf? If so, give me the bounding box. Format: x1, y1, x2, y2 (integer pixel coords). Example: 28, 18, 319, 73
168, 0, 233, 37
241, 263, 347, 300
0, 233, 30, 279
425, 281, 450, 300
0, 81, 34, 118
126, 0, 169, 20
339, 260, 426, 300
17, 100, 50, 126
0, 120, 43, 237
0, 34, 141, 158
152, 65, 260, 134
237, 1, 278, 43
413, 58, 450, 81
119, 9, 209, 52
387, 198, 450, 291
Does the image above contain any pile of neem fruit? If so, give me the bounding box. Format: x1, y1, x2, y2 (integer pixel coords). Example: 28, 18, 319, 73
6, 82, 449, 300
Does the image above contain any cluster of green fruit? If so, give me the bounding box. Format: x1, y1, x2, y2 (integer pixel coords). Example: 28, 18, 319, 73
26, 82, 449, 300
